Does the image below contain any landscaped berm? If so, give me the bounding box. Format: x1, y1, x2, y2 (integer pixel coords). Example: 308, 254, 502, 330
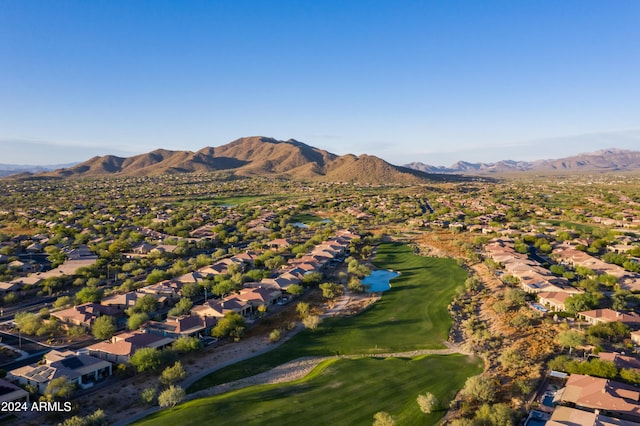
136, 242, 482, 425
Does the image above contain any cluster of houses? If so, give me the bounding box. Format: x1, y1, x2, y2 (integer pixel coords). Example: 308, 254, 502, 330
543, 373, 640, 425
484, 238, 640, 313
484, 239, 582, 299
553, 243, 640, 292
485, 238, 640, 425
537, 342, 640, 424
0, 245, 98, 296
1, 229, 358, 402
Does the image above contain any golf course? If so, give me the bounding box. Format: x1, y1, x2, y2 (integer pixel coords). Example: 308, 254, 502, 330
135, 242, 483, 425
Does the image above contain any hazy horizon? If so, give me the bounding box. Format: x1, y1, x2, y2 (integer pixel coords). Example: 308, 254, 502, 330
2, 1, 639, 166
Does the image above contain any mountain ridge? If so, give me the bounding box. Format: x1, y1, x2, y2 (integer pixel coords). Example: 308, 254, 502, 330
405, 148, 640, 174
23, 136, 435, 184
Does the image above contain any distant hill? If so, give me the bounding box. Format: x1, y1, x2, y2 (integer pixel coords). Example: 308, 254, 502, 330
405, 149, 640, 174
0, 163, 77, 177
34, 137, 437, 184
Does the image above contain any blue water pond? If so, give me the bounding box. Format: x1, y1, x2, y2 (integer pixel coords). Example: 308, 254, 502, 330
362, 269, 400, 292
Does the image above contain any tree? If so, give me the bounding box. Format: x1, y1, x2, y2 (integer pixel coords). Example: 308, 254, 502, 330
131, 294, 159, 314
287, 283, 304, 296
128, 312, 149, 330
621, 368, 640, 385
180, 282, 202, 298
417, 392, 438, 414
499, 348, 526, 369
53, 295, 73, 308
92, 315, 116, 340
319, 282, 343, 299
296, 302, 310, 319
140, 387, 157, 405
168, 298, 193, 317
557, 330, 585, 354
75, 286, 104, 304
373, 411, 396, 426
474, 403, 514, 426
565, 292, 601, 316
60, 409, 107, 426
129, 347, 162, 372
269, 329, 282, 342
14, 311, 42, 335
504, 288, 526, 307
158, 385, 185, 409
302, 314, 321, 330
347, 277, 365, 293
44, 376, 76, 401
461, 375, 496, 403
172, 336, 203, 353
160, 361, 186, 387
212, 311, 245, 340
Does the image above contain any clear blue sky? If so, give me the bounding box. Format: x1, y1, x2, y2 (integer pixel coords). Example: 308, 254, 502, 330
1, 0, 639, 166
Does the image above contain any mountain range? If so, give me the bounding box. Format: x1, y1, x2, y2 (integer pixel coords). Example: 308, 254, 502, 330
4, 139, 640, 183
405, 148, 640, 174
0, 163, 76, 178
14, 137, 433, 185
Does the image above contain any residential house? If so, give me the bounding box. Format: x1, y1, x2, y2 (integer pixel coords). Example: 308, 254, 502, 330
631, 330, 640, 346
236, 287, 282, 309
8, 350, 112, 393
0, 378, 29, 406
86, 331, 175, 364
267, 238, 293, 250
138, 280, 183, 300
537, 292, 574, 312
547, 405, 640, 426
142, 315, 216, 339
101, 291, 168, 312
0, 281, 21, 296
191, 297, 251, 319
598, 353, 640, 371
259, 276, 298, 291
555, 374, 640, 422
51, 303, 120, 329
579, 309, 640, 328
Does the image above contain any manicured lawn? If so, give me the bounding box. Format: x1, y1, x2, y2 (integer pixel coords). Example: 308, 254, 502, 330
289, 213, 326, 223
187, 242, 467, 392
137, 354, 482, 426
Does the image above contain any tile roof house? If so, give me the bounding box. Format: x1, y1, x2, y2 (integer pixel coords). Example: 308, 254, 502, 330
236, 287, 282, 308
537, 292, 573, 312
86, 331, 175, 364
547, 405, 640, 426
579, 309, 640, 328
556, 374, 640, 422
51, 303, 120, 329
142, 315, 216, 339
138, 280, 184, 299
8, 350, 112, 393
191, 297, 251, 319
598, 352, 640, 371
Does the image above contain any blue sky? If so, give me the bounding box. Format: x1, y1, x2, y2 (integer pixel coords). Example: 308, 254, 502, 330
1, 0, 639, 166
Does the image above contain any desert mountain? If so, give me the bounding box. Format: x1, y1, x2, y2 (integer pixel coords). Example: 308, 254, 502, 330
405, 149, 640, 174
39, 137, 434, 184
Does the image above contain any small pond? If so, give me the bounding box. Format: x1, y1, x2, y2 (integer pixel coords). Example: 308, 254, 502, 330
362, 269, 399, 292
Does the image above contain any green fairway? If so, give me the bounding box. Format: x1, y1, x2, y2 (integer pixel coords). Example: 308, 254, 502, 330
188, 242, 467, 392
137, 354, 482, 426
289, 213, 327, 223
